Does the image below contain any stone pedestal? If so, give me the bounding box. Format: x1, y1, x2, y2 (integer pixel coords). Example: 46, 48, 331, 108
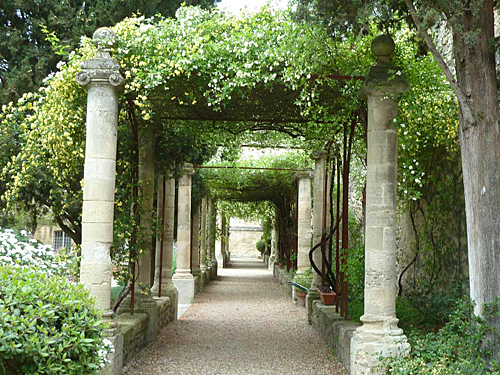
351, 35, 410, 375
151, 175, 178, 320
172, 164, 195, 304
77, 28, 124, 312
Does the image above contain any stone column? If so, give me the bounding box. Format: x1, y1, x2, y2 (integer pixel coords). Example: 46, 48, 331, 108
200, 196, 209, 281
151, 175, 178, 319
269, 217, 276, 271
215, 213, 224, 268
207, 197, 218, 277
191, 201, 202, 292
77, 28, 124, 313
310, 151, 325, 291
224, 216, 230, 265
172, 163, 195, 304
136, 125, 157, 297
296, 169, 313, 273
351, 35, 410, 374
274, 211, 281, 265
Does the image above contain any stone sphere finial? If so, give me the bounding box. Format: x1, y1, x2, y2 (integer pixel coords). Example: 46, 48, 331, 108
92, 27, 117, 51
310, 150, 324, 161
371, 35, 395, 61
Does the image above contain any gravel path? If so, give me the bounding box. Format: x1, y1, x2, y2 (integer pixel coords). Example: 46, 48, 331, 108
123, 258, 348, 375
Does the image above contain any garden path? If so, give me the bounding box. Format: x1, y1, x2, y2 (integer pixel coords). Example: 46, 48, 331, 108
123, 258, 347, 375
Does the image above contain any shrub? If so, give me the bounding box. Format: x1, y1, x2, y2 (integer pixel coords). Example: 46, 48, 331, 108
0, 265, 111, 374
0, 228, 76, 280
386, 298, 500, 374
255, 239, 266, 254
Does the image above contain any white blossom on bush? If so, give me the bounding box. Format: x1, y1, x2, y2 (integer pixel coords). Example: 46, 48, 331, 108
99, 338, 115, 368
0, 227, 72, 278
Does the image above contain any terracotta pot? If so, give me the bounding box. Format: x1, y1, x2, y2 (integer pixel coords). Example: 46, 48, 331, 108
295, 290, 307, 307
320, 291, 336, 306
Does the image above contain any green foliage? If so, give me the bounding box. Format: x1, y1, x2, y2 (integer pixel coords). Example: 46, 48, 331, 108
0, 265, 110, 375
294, 268, 313, 289
0, 0, 219, 105
386, 298, 500, 374
345, 214, 365, 303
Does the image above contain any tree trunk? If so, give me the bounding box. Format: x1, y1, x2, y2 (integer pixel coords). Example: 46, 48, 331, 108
453, 0, 500, 343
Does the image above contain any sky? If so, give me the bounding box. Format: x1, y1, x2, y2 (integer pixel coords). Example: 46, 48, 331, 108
217, 0, 289, 14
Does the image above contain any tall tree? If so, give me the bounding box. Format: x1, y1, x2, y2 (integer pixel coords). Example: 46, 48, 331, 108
0, 0, 218, 105
404, 0, 499, 355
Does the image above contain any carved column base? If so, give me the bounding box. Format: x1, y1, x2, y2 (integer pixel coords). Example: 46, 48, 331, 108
172, 274, 195, 304
351, 316, 410, 375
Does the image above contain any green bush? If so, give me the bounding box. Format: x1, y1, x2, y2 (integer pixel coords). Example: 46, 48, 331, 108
386, 298, 500, 374
0, 265, 111, 374
255, 239, 266, 254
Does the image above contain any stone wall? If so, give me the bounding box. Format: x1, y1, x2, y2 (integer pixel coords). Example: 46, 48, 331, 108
228, 218, 263, 258
115, 313, 148, 365
273, 263, 293, 296
311, 302, 360, 374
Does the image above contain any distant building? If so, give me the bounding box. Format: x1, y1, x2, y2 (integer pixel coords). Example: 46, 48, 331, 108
228, 218, 263, 258
34, 225, 73, 250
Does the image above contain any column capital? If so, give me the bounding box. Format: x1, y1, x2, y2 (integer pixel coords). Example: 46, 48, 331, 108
183, 163, 195, 176
296, 168, 313, 180
76, 28, 124, 88
360, 35, 409, 98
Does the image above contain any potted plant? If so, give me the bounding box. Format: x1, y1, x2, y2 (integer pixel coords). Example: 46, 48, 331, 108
319, 285, 336, 306
290, 269, 313, 307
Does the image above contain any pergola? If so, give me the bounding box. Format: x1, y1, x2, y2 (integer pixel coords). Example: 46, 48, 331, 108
76, 21, 410, 374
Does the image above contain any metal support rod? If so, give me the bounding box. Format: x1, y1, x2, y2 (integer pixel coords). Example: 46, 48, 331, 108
293, 182, 299, 270
194, 165, 307, 172
336, 152, 341, 313
321, 147, 329, 289
190, 205, 193, 272
341, 125, 348, 318
130, 260, 135, 314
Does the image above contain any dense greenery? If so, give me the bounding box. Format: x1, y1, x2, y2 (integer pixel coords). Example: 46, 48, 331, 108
386, 298, 499, 374
0, 265, 110, 374
0, 0, 219, 106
